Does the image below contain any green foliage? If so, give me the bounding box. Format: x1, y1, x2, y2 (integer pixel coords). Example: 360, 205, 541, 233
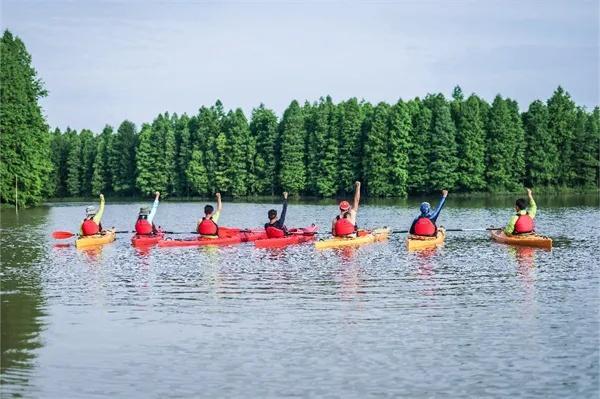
387, 100, 411, 197
336, 98, 364, 194
426, 94, 458, 190
455, 95, 487, 191
135, 114, 177, 195
0, 30, 52, 207
186, 150, 209, 195
363, 102, 391, 196
250, 104, 278, 195
224, 109, 253, 196
91, 125, 113, 195
110, 120, 137, 195
547, 86, 577, 186
573, 107, 600, 188
278, 100, 306, 194
523, 100, 556, 187
2, 31, 596, 204
65, 129, 82, 197
406, 98, 431, 193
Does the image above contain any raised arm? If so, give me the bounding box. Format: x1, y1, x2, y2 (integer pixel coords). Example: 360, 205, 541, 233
148, 191, 160, 223
352, 181, 361, 211
279, 192, 288, 225
526, 188, 537, 218
93, 194, 105, 224
430, 189, 448, 222
216, 192, 222, 213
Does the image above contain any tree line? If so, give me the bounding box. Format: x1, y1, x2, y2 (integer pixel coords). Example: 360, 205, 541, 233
2, 30, 599, 207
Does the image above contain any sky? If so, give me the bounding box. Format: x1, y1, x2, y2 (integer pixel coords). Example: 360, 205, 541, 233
1, 0, 598, 132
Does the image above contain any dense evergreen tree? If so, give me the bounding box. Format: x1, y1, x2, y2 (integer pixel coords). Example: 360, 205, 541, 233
224, 109, 254, 196
110, 120, 137, 195
174, 113, 192, 196
278, 100, 306, 194
547, 87, 577, 186
250, 105, 278, 195
387, 100, 411, 197
0, 30, 52, 207
523, 100, 556, 187
135, 114, 176, 195
336, 98, 364, 195
47, 128, 67, 197
406, 98, 431, 193
362, 103, 391, 196
91, 125, 113, 195
425, 94, 458, 190
486, 96, 516, 190
65, 129, 81, 197
573, 107, 600, 188
454, 95, 487, 191
506, 99, 526, 187
186, 149, 209, 195
305, 97, 338, 196
79, 129, 96, 196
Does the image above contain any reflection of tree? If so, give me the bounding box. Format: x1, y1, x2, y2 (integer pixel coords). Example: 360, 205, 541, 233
0, 208, 48, 393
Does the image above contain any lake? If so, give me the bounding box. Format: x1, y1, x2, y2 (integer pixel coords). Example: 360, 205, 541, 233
1, 195, 598, 398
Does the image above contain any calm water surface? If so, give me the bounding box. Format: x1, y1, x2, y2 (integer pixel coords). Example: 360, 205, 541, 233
1, 195, 599, 398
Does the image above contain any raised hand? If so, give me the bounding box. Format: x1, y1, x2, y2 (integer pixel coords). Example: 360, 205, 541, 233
442, 189, 448, 197
283, 192, 288, 200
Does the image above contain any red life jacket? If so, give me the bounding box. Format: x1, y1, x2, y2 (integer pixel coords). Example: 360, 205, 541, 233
514, 213, 534, 234
413, 217, 436, 236
81, 219, 100, 236
135, 219, 153, 235
265, 225, 286, 238
198, 216, 219, 236
334, 214, 356, 237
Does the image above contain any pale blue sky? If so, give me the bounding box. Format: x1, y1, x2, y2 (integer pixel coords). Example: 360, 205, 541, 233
1, 0, 598, 131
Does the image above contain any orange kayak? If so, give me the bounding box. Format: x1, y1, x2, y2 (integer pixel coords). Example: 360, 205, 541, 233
490, 230, 552, 249
157, 231, 266, 248
255, 225, 318, 249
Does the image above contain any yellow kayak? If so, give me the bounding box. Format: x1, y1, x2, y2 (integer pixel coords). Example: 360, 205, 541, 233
315, 228, 390, 249
75, 229, 116, 249
490, 230, 552, 249
406, 227, 446, 251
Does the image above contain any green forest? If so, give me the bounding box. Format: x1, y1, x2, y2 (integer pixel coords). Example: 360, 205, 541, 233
2, 30, 599, 207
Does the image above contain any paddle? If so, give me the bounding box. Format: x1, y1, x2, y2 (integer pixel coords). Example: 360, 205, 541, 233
389, 227, 501, 234
53, 229, 132, 239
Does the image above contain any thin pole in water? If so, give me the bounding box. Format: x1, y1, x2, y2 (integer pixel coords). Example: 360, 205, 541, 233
15, 175, 18, 214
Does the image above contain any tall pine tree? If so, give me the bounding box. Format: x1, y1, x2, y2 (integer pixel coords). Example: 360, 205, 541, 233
387, 100, 411, 197
523, 100, 556, 187
110, 120, 137, 195
0, 30, 52, 206
455, 95, 487, 191
425, 94, 458, 190
362, 102, 391, 196
406, 98, 431, 194
250, 104, 278, 195
547, 86, 577, 186
278, 100, 306, 194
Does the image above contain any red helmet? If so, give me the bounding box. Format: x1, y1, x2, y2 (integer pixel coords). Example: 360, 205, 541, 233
339, 200, 351, 211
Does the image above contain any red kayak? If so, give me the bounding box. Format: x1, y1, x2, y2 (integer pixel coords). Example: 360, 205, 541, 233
255, 225, 318, 249
157, 230, 267, 248
131, 230, 165, 247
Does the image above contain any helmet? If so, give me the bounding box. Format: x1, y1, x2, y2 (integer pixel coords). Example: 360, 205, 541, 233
139, 207, 150, 215
85, 206, 97, 216
419, 202, 431, 215
339, 201, 351, 211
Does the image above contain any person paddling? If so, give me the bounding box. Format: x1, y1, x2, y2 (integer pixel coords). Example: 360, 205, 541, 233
504, 188, 536, 235
410, 189, 448, 236
81, 193, 105, 236
332, 181, 361, 237
265, 192, 289, 238
197, 192, 222, 238
135, 191, 161, 235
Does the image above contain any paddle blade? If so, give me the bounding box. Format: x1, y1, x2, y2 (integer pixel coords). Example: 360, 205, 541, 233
52, 231, 75, 239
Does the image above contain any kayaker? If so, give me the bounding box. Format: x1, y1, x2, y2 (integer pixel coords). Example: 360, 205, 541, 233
409, 189, 448, 236
265, 192, 289, 238
135, 191, 161, 235
332, 181, 361, 237
504, 188, 536, 235
81, 193, 105, 236
197, 192, 222, 237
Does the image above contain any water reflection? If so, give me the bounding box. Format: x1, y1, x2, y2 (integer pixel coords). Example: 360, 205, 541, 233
1, 208, 48, 396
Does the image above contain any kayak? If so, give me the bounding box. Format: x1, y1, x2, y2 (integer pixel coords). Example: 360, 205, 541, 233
255, 225, 318, 249
490, 230, 553, 249
75, 229, 116, 249
157, 231, 267, 248
131, 230, 165, 247
315, 228, 390, 249
406, 227, 446, 251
